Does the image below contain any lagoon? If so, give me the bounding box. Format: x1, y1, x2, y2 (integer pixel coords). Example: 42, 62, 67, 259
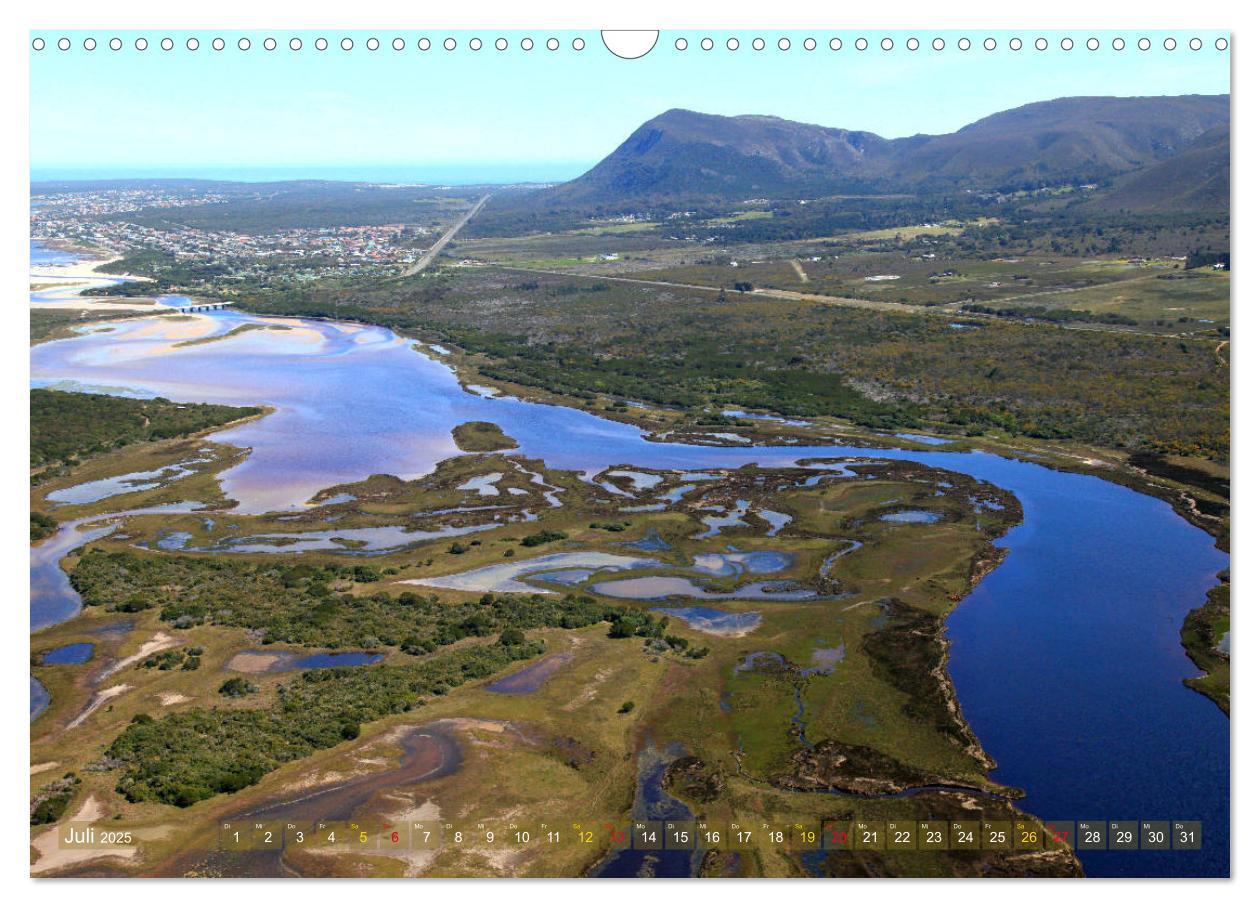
30, 309, 1230, 875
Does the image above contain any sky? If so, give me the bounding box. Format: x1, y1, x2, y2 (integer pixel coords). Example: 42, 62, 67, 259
29, 29, 1231, 183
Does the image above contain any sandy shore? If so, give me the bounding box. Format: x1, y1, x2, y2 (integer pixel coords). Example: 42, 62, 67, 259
97, 631, 177, 679
31, 255, 158, 311
226, 652, 282, 673
65, 684, 130, 730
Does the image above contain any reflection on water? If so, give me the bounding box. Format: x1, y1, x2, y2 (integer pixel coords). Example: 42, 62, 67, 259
48, 459, 206, 506
41, 642, 95, 665
403, 551, 663, 594
30, 677, 50, 721
880, 509, 942, 524
30, 310, 1231, 875
651, 606, 761, 635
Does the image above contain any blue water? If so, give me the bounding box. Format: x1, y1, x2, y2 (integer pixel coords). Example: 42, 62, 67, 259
42, 642, 95, 664
29, 310, 1230, 876
595, 742, 698, 878
291, 652, 383, 670
652, 606, 761, 635
30, 239, 86, 266
30, 677, 50, 721
880, 509, 942, 524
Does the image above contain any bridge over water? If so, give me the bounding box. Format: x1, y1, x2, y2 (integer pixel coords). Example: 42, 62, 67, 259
169, 302, 232, 314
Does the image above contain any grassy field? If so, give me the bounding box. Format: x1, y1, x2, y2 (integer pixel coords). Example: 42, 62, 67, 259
31, 422, 1074, 875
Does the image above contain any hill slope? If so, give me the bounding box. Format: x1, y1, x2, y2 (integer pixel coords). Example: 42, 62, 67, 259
523, 95, 1229, 211
1084, 123, 1230, 214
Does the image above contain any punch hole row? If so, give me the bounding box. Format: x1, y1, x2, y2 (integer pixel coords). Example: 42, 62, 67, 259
31, 34, 1229, 53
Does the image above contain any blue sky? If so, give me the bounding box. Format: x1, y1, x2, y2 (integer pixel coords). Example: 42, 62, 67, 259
30, 29, 1230, 183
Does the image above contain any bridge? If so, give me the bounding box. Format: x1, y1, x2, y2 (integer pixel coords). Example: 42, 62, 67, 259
169, 302, 233, 314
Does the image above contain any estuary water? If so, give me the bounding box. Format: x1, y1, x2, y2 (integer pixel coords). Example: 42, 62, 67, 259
29, 310, 1229, 876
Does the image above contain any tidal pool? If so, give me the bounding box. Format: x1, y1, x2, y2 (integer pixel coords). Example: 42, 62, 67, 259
402, 551, 664, 594
41, 642, 95, 665
484, 653, 573, 693
229, 649, 384, 673
30, 678, 50, 721
590, 576, 820, 602
880, 509, 942, 524
46, 460, 205, 506
651, 606, 761, 636
30, 309, 1231, 876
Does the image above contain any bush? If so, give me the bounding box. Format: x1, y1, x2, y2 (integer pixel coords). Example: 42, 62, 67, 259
521, 530, 568, 547
218, 677, 258, 698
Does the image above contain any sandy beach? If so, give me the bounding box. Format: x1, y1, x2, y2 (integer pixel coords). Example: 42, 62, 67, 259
30, 255, 158, 311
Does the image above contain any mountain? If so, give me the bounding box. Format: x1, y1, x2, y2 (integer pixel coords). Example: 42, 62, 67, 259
523, 95, 1229, 211
892, 95, 1229, 187
1084, 123, 1230, 214
536, 109, 893, 206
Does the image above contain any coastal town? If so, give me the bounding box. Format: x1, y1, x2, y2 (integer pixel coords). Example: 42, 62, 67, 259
31, 184, 447, 285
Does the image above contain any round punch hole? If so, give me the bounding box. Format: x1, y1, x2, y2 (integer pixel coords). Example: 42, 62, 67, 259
958, 37, 971, 51
394, 38, 406, 51
778, 37, 790, 51
112, 37, 125, 50
1164, 38, 1176, 51
57, 37, 70, 50
752, 37, 765, 51
136, 37, 149, 50
161, 38, 174, 51
341, 38, 353, 51
701, 37, 714, 51
520, 38, 532, 50
726, 38, 739, 51
263, 38, 277, 51
315, 38, 327, 51
366, 37, 379, 51
445, 38, 457, 51
1086, 37, 1099, 51
1215, 38, 1227, 50
1061, 38, 1073, 51
1010, 37, 1022, 50
881, 37, 893, 51
495, 38, 507, 51
289, 38, 302, 51
1113, 37, 1125, 50
1189, 37, 1202, 51
855, 37, 868, 51
676, 38, 688, 50
213, 38, 226, 51
830, 38, 842, 51
1138, 37, 1151, 51
84, 37, 97, 51
32, 37, 45, 51
931, 38, 944, 51
469, 38, 482, 51
547, 37, 559, 51
573, 37, 585, 51
906, 37, 919, 50
1035, 37, 1048, 50
803, 37, 817, 51
419, 38, 431, 51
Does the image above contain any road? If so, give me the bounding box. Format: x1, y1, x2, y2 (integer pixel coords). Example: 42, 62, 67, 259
495, 264, 1197, 338
402, 194, 491, 276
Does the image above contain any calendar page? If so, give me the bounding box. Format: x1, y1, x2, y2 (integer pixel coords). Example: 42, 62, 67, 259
26, 24, 1230, 883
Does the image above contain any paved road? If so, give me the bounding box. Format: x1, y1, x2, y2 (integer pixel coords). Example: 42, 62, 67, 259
402, 194, 491, 276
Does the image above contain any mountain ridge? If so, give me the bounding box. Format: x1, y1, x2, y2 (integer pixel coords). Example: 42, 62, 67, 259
524, 95, 1229, 213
